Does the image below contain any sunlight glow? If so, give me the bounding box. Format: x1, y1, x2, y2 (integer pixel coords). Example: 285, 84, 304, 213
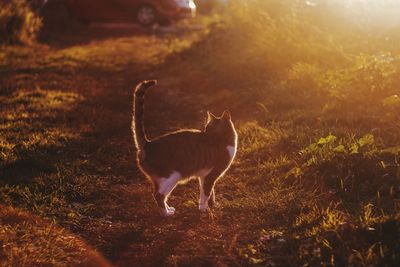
306, 0, 400, 9
304, 0, 400, 27
346, 0, 400, 27
347, 0, 400, 7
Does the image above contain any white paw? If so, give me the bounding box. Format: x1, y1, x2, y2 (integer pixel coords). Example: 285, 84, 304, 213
160, 208, 175, 217
160, 206, 175, 217
167, 206, 175, 212
199, 203, 209, 212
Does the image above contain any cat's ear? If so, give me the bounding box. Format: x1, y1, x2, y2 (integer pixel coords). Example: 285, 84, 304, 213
207, 111, 217, 123
222, 110, 231, 120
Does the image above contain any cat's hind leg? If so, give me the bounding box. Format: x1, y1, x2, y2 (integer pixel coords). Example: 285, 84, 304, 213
153, 171, 181, 216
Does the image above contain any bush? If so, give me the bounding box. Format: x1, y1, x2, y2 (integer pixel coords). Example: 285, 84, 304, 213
192, 0, 400, 117
292, 133, 399, 203
0, 0, 42, 45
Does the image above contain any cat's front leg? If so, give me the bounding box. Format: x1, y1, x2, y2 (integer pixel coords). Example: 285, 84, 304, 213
199, 175, 218, 212
198, 177, 208, 211
208, 188, 216, 208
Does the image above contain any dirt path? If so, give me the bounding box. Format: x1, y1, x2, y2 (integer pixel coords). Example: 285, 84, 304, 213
1, 22, 265, 266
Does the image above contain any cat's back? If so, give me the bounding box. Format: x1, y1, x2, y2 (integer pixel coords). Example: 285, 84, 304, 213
148, 129, 205, 149
142, 129, 215, 176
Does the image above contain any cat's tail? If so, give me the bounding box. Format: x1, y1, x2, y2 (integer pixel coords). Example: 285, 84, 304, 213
132, 80, 157, 151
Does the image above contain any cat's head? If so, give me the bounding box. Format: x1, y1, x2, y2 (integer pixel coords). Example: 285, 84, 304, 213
205, 110, 236, 136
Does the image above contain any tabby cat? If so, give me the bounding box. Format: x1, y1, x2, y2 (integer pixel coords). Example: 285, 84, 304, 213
132, 80, 237, 216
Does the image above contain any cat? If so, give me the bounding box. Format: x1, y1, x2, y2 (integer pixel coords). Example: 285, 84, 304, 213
132, 80, 238, 216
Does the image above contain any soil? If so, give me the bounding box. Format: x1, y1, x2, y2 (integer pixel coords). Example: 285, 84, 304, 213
1, 21, 255, 266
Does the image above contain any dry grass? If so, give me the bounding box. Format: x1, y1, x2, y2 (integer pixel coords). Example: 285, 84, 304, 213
0, 205, 111, 267
0, 2, 400, 266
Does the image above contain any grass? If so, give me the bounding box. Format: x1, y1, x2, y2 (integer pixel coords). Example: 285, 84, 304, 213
0, 205, 111, 266
196, 1, 400, 265
1, 1, 400, 266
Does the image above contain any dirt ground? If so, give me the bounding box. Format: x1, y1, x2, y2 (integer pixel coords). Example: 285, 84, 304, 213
1, 21, 266, 266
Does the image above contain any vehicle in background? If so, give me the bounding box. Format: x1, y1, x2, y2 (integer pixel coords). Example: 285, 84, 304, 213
63, 0, 196, 26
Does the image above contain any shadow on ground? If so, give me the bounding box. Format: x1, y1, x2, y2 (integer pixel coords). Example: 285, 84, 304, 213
1, 20, 245, 266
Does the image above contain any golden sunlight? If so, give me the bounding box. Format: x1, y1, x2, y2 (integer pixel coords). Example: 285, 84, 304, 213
305, 0, 400, 27
306, 0, 400, 10
346, 0, 400, 11
2, 0, 400, 266
346, 0, 400, 27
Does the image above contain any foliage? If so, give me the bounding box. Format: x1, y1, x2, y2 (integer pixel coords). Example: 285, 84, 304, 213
0, 0, 42, 44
